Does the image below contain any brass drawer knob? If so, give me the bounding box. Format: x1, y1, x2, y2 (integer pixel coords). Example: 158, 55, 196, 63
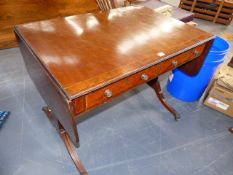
194, 50, 199, 57
104, 89, 112, 98
172, 60, 178, 67
141, 73, 149, 81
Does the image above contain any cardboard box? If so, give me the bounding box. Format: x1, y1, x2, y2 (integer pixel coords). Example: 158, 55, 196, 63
204, 81, 233, 117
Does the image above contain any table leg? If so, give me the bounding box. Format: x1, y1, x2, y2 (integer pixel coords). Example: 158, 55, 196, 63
148, 78, 181, 121
42, 106, 88, 175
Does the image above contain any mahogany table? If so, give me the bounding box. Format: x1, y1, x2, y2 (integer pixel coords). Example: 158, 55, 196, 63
15, 6, 214, 175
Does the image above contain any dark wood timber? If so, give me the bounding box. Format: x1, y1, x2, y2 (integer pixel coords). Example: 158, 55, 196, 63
0, 0, 98, 49
15, 33, 80, 146
148, 78, 181, 120
42, 106, 88, 175
15, 6, 214, 175
229, 127, 233, 133
179, 40, 214, 76
14, 7, 214, 99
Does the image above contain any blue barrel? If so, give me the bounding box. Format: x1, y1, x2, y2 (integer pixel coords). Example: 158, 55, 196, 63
167, 36, 230, 102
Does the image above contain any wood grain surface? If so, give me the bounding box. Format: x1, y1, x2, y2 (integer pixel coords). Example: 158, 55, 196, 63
15, 6, 214, 100
15, 7, 214, 170
15, 34, 80, 146
83, 44, 206, 112
0, 0, 98, 49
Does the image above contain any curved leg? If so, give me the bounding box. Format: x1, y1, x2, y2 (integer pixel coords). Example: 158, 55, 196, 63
42, 106, 88, 175
148, 78, 181, 121
229, 127, 233, 134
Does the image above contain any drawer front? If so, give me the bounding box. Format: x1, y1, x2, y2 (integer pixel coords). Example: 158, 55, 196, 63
73, 43, 206, 114
158, 44, 206, 75
85, 64, 160, 110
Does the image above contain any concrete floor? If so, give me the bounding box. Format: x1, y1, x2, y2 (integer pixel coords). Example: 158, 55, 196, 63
0, 2, 233, 175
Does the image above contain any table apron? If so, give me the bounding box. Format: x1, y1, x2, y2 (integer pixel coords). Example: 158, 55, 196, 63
72, 43, 206, 117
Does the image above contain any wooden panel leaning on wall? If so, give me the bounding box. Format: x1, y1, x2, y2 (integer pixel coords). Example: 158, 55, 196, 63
0, 0, 98, 49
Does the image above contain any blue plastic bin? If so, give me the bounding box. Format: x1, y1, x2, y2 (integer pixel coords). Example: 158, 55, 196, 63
167, 36, 230, 102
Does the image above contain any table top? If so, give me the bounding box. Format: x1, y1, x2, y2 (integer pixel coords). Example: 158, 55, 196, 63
15, 6, 214, 100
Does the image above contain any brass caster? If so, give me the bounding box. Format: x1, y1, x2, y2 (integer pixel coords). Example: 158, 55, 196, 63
42, 106, 52, 113
229, 127, 233, 133
173, 112, 181, 121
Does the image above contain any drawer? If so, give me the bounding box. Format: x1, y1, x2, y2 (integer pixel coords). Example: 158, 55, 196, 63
73, 43, 206, 114
85, 64, 160, 110
158, 44, 206, 75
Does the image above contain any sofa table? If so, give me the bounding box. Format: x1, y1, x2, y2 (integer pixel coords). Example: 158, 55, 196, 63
15, 6, 214, 175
